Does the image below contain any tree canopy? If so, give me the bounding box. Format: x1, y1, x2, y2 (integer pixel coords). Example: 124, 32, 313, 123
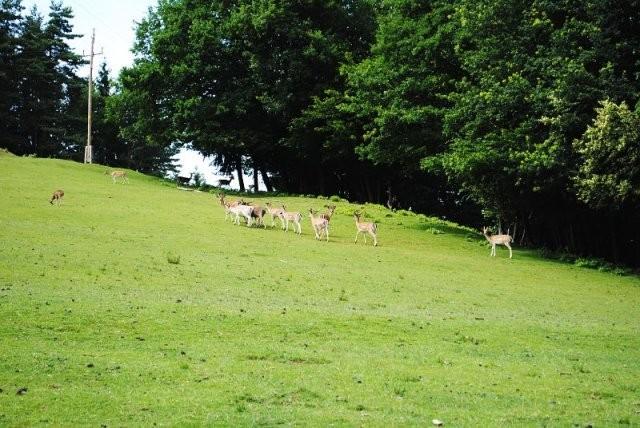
2, 0, 640, 265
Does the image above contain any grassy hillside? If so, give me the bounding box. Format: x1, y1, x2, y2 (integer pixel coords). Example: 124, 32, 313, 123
1, 151, 639, 426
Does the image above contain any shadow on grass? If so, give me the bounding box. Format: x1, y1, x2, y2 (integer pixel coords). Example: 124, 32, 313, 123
409, 219, 480, 239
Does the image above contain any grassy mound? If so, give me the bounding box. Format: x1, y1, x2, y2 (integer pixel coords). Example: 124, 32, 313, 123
1, 152, 639, 425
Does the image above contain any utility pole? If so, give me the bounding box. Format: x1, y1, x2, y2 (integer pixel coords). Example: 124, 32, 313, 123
83, 29, 102, 164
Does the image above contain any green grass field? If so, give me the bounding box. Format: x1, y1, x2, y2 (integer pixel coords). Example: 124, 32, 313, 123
1, 151, 639, 426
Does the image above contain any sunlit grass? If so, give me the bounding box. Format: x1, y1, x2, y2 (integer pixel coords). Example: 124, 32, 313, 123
0, 151, 639, 425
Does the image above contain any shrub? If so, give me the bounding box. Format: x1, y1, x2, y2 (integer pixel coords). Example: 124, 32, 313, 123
167, 254, 181, 265
573, 257, 631, 275
396, 209, 416, 217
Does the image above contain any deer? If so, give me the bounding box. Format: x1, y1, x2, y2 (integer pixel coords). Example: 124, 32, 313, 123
279, 205, 302, 235
251, 205, 267, 228
176, 172, 194, 187
354, 211, 378, 246
320, 204, 337, 222
49, 189, 64, 206
309, 209, 329, 242
265, 202, 286, 229
217, 178, 232, 187
106, 170, 128, 184
229, 204, 254, 227
482, 227, 513, 258
217, 194, 244, 221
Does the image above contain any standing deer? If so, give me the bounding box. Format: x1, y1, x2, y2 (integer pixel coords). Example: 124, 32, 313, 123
279, 205, 302, 235
217, 194, 244, 221
49, 190, 64, 206
106, 170, 128, 184
229, 204, 254, 227
482, 227, 513, 258
320, 205, 337, 222
309, 209, 329, 242
251, 205, 267, 228
176, 172, 194, 187
265, 202, 285, 229
217, 178, 232, 187
354, 211, 378, 246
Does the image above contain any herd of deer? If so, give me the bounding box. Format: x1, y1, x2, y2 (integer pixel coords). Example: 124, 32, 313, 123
217, 194, 379, 246
48, 171, 513, 255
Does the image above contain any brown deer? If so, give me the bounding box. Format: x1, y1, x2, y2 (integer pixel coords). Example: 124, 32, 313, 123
354, 211, 378, 246
251, 205, 267, 228
105, 170, 128, 184
482, 227, 513, 258
49, 190, 64, 206
309, 209, 329, 242
320, 204, 337, 222
279, 205, 302, 235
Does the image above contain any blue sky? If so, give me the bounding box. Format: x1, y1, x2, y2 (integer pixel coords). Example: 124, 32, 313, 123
22, 0, 249, 186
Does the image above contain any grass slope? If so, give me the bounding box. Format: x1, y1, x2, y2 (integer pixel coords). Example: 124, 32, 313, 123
1, 152, 639, 426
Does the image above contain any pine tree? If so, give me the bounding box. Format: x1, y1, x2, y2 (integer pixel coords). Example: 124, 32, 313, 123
12, 2, 85, 156
0, 0, 23, 151
45, 0, 85, 157
14, 7, 56, 155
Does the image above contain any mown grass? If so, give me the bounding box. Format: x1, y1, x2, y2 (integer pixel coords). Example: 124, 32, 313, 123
1, 151, 639, 426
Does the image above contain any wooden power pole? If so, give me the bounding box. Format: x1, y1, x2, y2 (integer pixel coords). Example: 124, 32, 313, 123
84, 29, 102, 164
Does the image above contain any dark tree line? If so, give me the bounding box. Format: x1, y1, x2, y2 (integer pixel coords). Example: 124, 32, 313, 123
3, 0, 640, 266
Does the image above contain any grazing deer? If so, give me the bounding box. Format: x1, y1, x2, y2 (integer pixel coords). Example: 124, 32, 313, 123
279, 205, 302, 235
265, 202, 285, 229
482, 227, 513, 258
320, 205, 337, 222
49, 190, 64, 206
106, 170, 128, 184
309, 209, 329, 242
354, 211, 378, 246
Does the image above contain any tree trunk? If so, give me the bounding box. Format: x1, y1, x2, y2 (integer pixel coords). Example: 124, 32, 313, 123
609, 214, 619, 262
317, 165, 325, 195
236, 157, 245, 192
260, 169, 273, 192
253, 160, 259, 193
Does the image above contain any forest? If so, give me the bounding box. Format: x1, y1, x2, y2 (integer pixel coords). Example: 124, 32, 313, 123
1, 0, 640, 266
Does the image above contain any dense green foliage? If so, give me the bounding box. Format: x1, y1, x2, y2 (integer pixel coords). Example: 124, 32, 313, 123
114, 0, 640, 265
0, 1, 85, 157
0, 1, 176, 175
2, 152, 640, 425
426, 0, 640, 265
2, 0, 640, 264
573, 100, 640, 209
